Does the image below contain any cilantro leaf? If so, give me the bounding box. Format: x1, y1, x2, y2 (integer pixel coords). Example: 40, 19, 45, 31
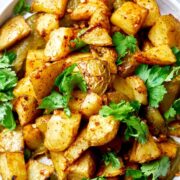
112, 32, 137, 64
24, 148, 31, 161
141, 156, 170, 180
0, 90, 14, 102
165, 66, 180, 82
126, 168, 147, 180
135, 64, 150, 82
0, 51, 16, 68
172, 47, 180, 65
69, 38, 87, 52
102, 151, 121, 169
13, 0, 30, 15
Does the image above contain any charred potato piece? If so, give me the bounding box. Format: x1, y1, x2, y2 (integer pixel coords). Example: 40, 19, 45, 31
134, 45, 176, 65
44, 28, 74, 60
13, 95, 41, 126
45, 111, 81, 151
0, 152, 27, 180
0, 127, 24, 153
111, 2, 148, 35
36, 13, 59, 40
168, 121, 180, 137
148, 15, 180, 48
134, 0, 160, 27
23, 124, 43, 150
0, 16, 31, 51
31, 0, 68, 17
27, 160, 54, 180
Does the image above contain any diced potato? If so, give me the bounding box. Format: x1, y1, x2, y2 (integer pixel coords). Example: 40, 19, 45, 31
126, 76, 148, 105
134, 0, 160, 27
80, 26, 112, 46
36, 13, 59, 40
45, 111, 81, 151
67, 151, 96, 179
44, 27, 74, 60
23, 124, 43, 150
30, 60, 64, 101
142, 40, 154, 51
107, 92, 129, 103
113, 0, 127, 9
13, 95, 41, 126
111, 2, 148, 35
0, 16, 31, 51
81, 92, 102, 118
26, 49, 50, 76
0, 152, 27, 180
168, 121, 180, 137
27, 160, 54, 180
130, 134, 161, 163
31, 0, 68, 17
35, 115, 51, 135
86, 115, 120, 146
148, 15, 180, 48
134, 45, 176, 65
97, 158, 124, 177
158, 141, 177, 159
0, 127, 24, 153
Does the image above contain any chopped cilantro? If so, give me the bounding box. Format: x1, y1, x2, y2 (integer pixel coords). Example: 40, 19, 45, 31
0, 51, 16, 68
126, 168, 147, 180
13, 0, 30, 15
171, 47, 180, 66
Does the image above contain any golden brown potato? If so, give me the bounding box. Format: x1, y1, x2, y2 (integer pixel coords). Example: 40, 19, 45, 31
130, 134, 161, 163
126, 76, 148, 105
0, 127, 24, 153
142, 40, 154, 51
134, 0, 160, 27
45, 111, 81, 151
111, 2, 148, 35
148, 15, 180, 48
23, 124, 43, 150
26, 49, 50, 76
27, 160, 54, 180
36, 13, 59, 40
13, 95, 41, 126
0, 152, 27, 180
134, 45, 176, 65
168, 121, 180, 137
107, 91, 129, 103
31, 0, 68, 17
67, 150, 96, 179
0, 16, 31, 51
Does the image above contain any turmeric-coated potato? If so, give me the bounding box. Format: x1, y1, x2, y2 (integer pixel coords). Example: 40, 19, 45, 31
0, 16, 31, 51
111, 2, 148, 35
45, 111, 81, 151
142, 40, 154, 51
168, 121, 180, 137
107, 92, 129, 103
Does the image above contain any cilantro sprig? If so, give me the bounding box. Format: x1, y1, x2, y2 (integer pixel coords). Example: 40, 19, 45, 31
0, 51, 17, 68
99, 100, 148, 144
13, 0, 30, 15
39, 64, 87, 116
112, 32, 137, 65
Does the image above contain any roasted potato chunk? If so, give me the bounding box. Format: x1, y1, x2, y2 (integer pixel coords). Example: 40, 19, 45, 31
142, 40, 154, 51
0, 16, 31, 51
0, 127, 24, 153
148, 15, 180, 48
111, 2, 148, 35
168, 121, 180, 137
130, 134, 161, 163
44, 27, 74, 60
45, 111, 81, 151
27, 160, 54, 180
31, 0, 68, 17
107, 92, 129, 104
13, 95, 41, 126
134, 45, 176, 65
134, 0, 160, 27
0, 152, 27, 180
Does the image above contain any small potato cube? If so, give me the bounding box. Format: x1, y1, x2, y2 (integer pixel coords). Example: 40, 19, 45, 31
130, 134, 161, 163
0, 16, 31, 51
26, 49, 50, 76
0, 127, 24, 153
148, 15, 180, 48
134, 0, 160, 27
168, 121, 180, 137
14, 95, 41, 126
23, 124, 43, 150
45, 111, 81, 151
80, 26, 112, 46
111, 2, 148, 35
31, 0, 68, 17
44, 28, 74, 60
36, 13, 59, 40
67, 151, 96, 179
81, 92, 102, 118
107, 92, 129, 103
134, 45, 176, 65
126, 76, 148, 105
0, 152, 27, 180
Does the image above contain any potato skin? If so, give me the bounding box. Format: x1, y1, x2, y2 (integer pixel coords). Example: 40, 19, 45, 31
0, 16, 31, 51
111, 2, 148, 35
